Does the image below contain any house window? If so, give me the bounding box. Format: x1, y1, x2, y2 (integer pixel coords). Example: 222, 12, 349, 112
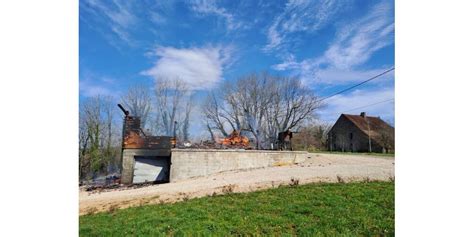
349, 133, 353, 140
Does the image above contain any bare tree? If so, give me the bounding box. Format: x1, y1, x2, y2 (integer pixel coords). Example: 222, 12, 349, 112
291, 127, 317, 150
236, 73, 275, 148
82, 96, 102, 177
79, 95, 119, 180
100, 96, 116, 170
274, 76, 321, 131
291, 123, 332, 151
378, 126, 395, 153
153, 78, 193, 142
202, 92, 229, 138
121, 84, 152, 129
181, 95, 193, 142
79, 111, 90, 180
202, 72, 323, 149
205, 122, 216, 141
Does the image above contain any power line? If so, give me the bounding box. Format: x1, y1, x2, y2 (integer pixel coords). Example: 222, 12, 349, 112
342, 98, 394, 113
326, 98, 394, 116
317, 67, 394, 103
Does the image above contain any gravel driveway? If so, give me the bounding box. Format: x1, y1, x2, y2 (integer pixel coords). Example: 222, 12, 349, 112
79, 153, 394, 215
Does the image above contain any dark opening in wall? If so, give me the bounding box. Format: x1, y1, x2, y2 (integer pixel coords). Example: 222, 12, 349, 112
132, 156, 171, 184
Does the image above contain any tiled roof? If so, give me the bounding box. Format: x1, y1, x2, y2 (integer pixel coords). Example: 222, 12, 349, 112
342, 114, 394, 144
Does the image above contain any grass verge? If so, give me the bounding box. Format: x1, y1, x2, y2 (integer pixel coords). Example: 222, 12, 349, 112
80, 181, 394, 236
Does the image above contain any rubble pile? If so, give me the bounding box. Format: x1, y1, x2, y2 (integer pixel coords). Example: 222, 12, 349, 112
80, 180, 160, 194
176, 130, 252, 149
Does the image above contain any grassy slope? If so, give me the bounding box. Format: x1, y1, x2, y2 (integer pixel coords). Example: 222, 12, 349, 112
80, 182, 394, 236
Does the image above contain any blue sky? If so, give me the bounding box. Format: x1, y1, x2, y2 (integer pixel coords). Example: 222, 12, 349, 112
80, 0, 395, 131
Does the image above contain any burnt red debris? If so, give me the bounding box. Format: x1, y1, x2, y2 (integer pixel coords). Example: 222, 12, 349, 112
118, 104, 174, 185
219, 129, 250, 148
119, 105, 172, 149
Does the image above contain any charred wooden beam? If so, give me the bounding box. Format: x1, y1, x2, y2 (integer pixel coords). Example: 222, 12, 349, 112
117, 104, 129, 116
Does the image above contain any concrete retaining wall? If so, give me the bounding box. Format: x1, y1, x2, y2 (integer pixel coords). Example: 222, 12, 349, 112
121, 149, 311, 184
170, 149, 310, 182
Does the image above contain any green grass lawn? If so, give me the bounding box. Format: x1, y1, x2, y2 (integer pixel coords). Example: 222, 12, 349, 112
80, 181, 394, 236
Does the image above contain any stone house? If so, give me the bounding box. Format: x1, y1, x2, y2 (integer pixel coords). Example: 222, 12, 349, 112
327, 112, 394, 153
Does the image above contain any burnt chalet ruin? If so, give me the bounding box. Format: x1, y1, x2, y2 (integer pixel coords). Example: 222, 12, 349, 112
328, 112, 394, 153
118, 104, 173, 184
116, 104, 311, 185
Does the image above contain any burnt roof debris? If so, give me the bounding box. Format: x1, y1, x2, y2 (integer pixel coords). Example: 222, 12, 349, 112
118, 104, 172, 150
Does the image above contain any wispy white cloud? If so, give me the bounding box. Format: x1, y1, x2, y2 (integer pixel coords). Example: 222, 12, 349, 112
80, 73, 115, 98
189, 0, 243, 31
80, 82, 113, 98
314, 67, 393, 85
319, 87, 395, 123
141, 45, 234, 90
264, 0, 346, 51
148, 11, 166, 25
273, 1, 394, 85
323, 1, 394, 69
81, 0, 138, 45
146, 1, 175, 26
274, 57, 394, 85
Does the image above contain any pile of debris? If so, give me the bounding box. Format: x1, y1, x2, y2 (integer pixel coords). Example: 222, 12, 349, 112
80, 180, 161, 194
184, 140, 219, 149
172, 130, 252, 149
219, 129, 250, 149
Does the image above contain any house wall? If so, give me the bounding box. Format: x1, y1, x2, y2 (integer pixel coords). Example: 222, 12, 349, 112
328, 116, 383, 152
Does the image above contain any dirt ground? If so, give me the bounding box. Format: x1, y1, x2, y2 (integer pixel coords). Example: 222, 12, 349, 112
79, 153, 395, 215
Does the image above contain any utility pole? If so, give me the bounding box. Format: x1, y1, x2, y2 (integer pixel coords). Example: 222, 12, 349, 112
366, 118, 372, 153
